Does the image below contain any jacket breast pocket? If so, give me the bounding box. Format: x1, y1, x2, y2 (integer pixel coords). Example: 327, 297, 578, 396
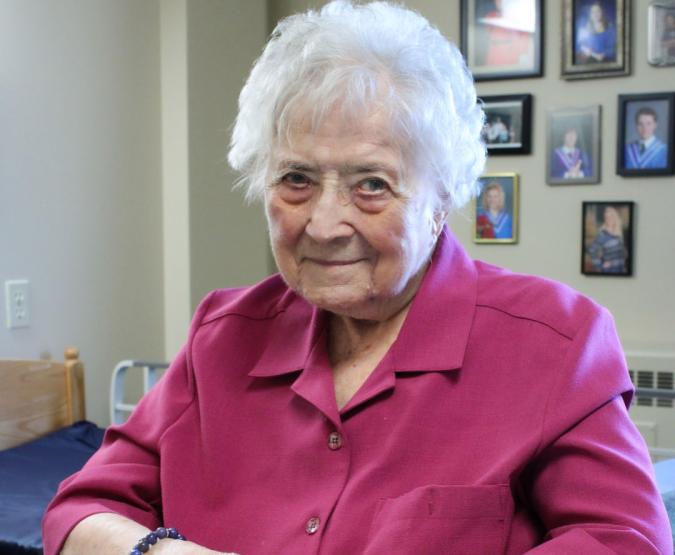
362, 484, 512, 555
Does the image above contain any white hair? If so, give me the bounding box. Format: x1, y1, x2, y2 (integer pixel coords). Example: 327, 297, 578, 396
228, 0, 486, 211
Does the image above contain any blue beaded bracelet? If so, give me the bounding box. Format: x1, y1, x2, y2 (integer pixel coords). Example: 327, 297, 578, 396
129, 527, 186, 555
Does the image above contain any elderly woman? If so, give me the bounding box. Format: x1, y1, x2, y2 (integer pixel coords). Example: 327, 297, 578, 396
44, 2, 671, 554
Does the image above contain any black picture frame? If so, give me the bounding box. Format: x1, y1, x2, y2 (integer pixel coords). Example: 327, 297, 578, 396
480, 94, 533, 155
562, 0, 631, 80
581, 201, 634, 277
460, 0, 543, 81
617, 92, 675, 176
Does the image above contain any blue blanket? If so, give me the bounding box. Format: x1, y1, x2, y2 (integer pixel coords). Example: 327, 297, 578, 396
0, 421, 104, 555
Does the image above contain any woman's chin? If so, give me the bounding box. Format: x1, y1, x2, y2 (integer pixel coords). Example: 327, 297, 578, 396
296, 284, 384, 319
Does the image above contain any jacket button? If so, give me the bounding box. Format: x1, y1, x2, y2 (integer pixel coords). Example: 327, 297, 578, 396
328, 431, 343, 450
305, 516, 320, 534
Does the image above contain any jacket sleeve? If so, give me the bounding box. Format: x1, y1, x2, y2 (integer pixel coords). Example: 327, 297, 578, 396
41, 293, 214, 555
523, 307, 673, 554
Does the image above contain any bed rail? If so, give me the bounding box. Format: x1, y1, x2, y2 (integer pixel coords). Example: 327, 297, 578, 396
110, 360, 169, 425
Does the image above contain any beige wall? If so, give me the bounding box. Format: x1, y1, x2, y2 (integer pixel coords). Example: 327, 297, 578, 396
161, 0, 269, 359
161, 0, 193, 363
450, 1, 675, 352
268, 0, 675, 353
186, 0, 269, 310
160, 0, 270, 358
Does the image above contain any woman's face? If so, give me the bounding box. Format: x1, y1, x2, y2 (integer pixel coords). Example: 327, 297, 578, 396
564, 129, 578, 148
604, 207, 618, 227
590, 4, 603, 23
486, 188, 501, 211
265, 108, 442, 320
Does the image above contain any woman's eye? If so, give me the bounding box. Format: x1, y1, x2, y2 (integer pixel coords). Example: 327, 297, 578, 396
281, 172, 311, 188
358, 178, 389, 194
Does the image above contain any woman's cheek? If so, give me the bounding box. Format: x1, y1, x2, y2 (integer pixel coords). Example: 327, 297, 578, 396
267, 197, 308, 246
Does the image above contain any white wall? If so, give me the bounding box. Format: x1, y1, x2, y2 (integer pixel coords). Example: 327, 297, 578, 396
0, 0, 165, 425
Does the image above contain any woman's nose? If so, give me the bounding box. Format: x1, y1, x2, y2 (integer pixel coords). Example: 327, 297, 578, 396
304, 184, 355, 243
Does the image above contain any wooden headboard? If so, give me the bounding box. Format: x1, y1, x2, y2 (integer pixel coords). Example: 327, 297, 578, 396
0, 347, 85, 450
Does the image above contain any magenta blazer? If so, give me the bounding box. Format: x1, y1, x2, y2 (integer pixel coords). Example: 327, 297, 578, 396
43, 228, 672, 554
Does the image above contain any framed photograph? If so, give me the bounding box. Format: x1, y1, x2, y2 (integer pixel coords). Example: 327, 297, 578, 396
460, 0, 543, 81
562, 0, 630, 80
546, 105, 601, 185
582, 201, 634, 276
617, 92, 675, 176
473, 173, 519, 244
648, 0, 675, 66
480, 94, 532, 155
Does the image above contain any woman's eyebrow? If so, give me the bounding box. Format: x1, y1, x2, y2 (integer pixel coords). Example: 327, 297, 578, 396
276, 160, 317, 172
277, 160, 399, 177
340, 163, 394, 174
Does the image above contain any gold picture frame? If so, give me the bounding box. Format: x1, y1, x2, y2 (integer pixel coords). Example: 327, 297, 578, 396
473, 173, 519, 244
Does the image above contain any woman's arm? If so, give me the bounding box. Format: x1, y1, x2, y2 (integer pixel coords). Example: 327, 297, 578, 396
522, 309, 672, 553
44, 294, 221, 555
61, 513, 229, 555
42, 347, 193, 554
61, 513, 148, 555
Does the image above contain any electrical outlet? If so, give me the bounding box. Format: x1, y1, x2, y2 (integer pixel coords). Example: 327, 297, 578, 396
5, 280, 30, 329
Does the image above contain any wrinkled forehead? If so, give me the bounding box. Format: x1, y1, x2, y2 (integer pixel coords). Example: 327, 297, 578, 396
272, 100, 416, 176
277, 97, 394, 142
280, 103, 385, 142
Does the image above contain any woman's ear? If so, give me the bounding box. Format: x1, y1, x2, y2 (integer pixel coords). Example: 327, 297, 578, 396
432, 209, 448, 239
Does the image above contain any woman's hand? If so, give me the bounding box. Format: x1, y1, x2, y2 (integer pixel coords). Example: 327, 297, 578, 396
59, 513, 239, 555
158, 541, 239, 555
564, 160, 584, 178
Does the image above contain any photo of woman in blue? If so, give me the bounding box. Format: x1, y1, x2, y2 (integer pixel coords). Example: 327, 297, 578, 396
551, 126, 593, 179
475, 179, 516, 242
575, 0, 617, 64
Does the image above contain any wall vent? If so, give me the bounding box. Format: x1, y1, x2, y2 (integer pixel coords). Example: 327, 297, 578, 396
628, 369, 674, 408
626, 352, 675, 461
